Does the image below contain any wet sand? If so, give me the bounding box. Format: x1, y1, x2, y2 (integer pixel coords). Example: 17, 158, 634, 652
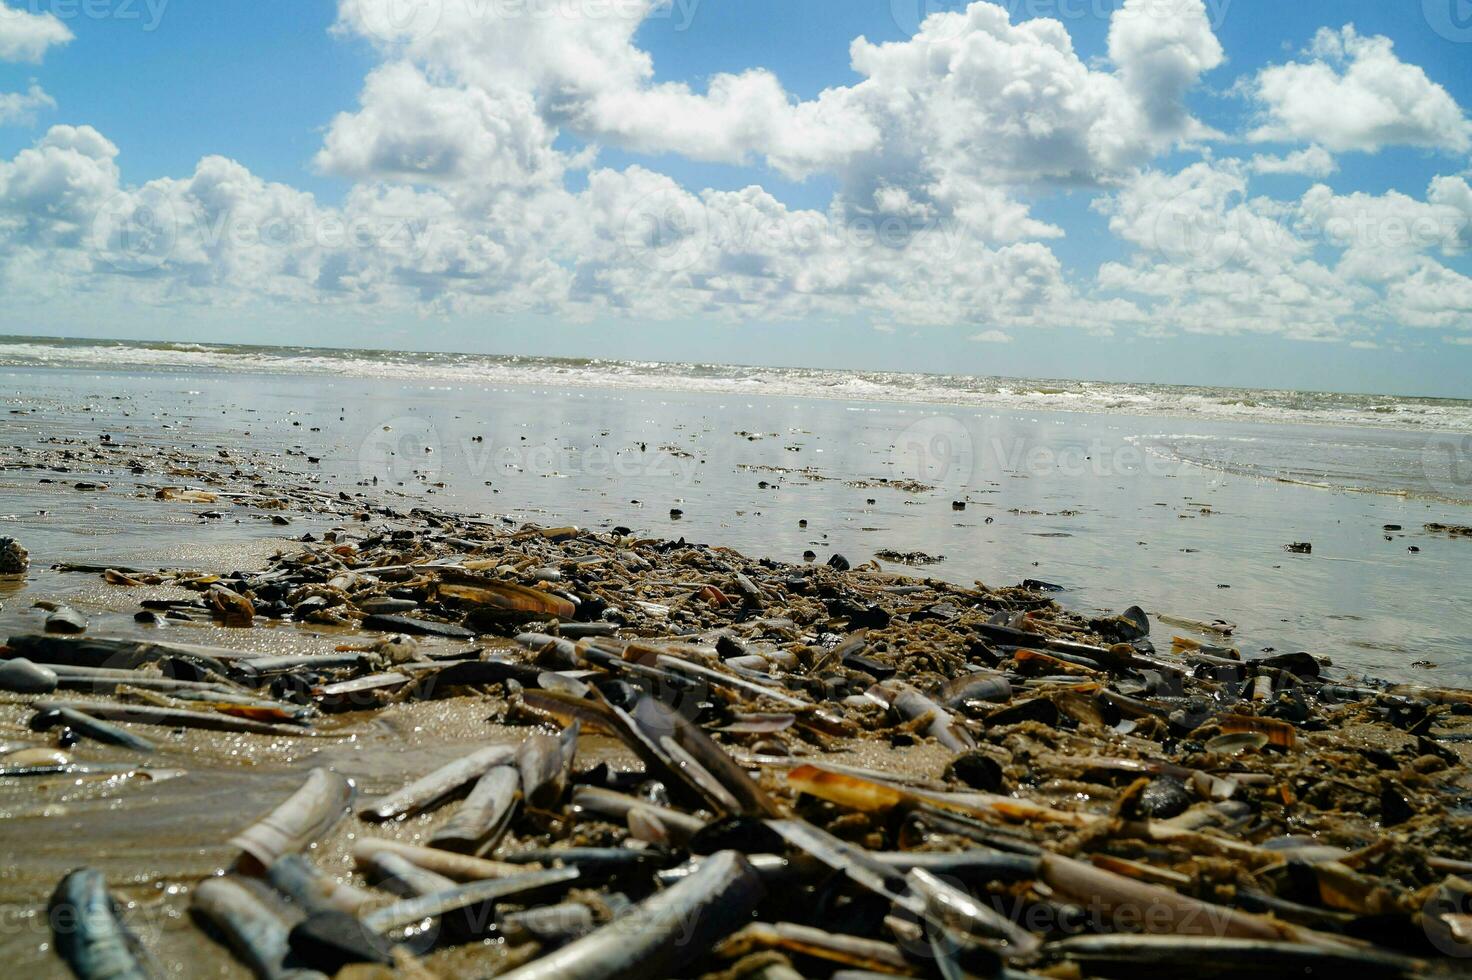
6, 365, 1472, 681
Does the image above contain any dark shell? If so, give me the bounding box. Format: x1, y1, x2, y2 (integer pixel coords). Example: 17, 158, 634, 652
1138, 776, 1192, 820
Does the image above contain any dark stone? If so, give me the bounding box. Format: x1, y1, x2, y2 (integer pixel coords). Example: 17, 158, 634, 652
946, 750, 1005, 792
1380, 785, 1415, 827
44, 607, 87, 635
288, 912, 395, 971
0, 658, 58, 694
1138, 776, 1192, 819
1255, 651, 1320, 679
826, 553, 850, 571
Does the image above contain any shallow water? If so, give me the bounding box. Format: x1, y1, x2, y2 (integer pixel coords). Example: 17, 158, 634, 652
3, 363, 1471, 683
4, 334, 1472, 440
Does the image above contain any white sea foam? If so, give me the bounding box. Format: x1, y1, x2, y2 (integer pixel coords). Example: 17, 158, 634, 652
2, 335, 1470, 433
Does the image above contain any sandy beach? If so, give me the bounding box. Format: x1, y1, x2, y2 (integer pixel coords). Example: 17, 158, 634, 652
2, 350, 1472, 977
6, 0, 1472, 975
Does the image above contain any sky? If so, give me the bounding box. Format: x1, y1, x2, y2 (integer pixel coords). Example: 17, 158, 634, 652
0, 0, 1470, 395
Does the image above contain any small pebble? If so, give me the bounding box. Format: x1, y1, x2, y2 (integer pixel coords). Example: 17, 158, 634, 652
0, 658, 59, 694
44, 607, 88, 635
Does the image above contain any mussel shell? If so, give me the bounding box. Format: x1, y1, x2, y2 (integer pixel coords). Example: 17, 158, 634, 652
1206, 732, 1269, 755
1137, 776, 1193, 819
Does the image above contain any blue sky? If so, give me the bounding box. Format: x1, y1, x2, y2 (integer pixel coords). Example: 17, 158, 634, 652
1, 0, 1471, 394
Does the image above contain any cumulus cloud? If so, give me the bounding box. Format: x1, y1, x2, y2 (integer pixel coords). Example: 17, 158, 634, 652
0, 2, 72, 62
3, 1, 1471, 347
0, 81, 53, 125
1107, 0, 1224, 142
1248, 145, 1337, 178
316, 62, 569, 193
332, 0, 1225, 233
1095, 161, 1472, 340
1246, 26, 1472, 153
0, 125, 121, 248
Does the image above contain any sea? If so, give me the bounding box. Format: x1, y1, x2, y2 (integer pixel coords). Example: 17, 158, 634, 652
2, 334, 1471, 682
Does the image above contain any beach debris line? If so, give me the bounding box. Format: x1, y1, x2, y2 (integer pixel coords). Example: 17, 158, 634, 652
6, 511, 1472, 977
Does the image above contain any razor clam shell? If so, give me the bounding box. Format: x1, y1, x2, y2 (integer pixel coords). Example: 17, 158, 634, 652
351, 838, 524, 883
229, 768, 355, 875
360, 744, 515, 822
1049, 934, 1424, 979
266, 855, 377, 917
49, 868, 156, 980
362, 866, 581, 934
361, 851, 457, 898
496, 851, 764, 980
191, 876, 318, 980
429, 765, 521, 856
515, 722, 578, 811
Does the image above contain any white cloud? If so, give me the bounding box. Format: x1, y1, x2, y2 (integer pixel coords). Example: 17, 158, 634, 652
1095, 161, 1472, 340
0, 125, 121, 248
0, 82, 53, 125
0, 2, 72, 62
316, 62, 569, 194
332, 0, 1225, 237
1246, 26, 1472, 153
4, 2, 1472, 349
1383, 260, 1472, 331
1107, 0, 1224, 142
1248, 145, 1337, 178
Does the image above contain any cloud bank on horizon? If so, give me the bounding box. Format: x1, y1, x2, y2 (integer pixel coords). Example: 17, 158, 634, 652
0, 0, 1470, 352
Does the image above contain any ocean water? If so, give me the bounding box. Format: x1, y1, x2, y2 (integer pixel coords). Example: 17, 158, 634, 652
2, 334, 1471, 437
2, 335, 1472, 683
